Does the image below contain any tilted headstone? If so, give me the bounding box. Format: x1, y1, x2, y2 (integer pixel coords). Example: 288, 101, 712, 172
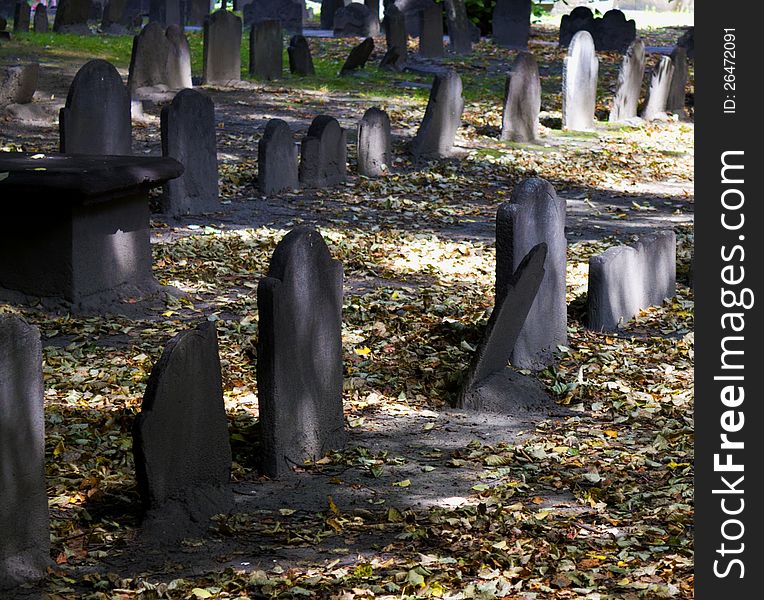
609, 37, 645, 123
299, 115, 347, 187
202, 9, 242, 85
443, 0, 472, 54
334, 2, 378, 37
133, 320, 233, 541
562, 30, 598, 131
249, 19, 282, 81
0, 63, 38, 107
53, 0, 92, 34
455, 243, 552, 413
358, 106, 391, 177
666, 46, 688, 117
32, 2, 47, 32
593, 9, 635, 52
410, 69, 464, 158
418, 3, 443, 58
160, 89, 219, 217
587, 230, 676, 331
559, 6, 594, 47
641, 55, 674, 121
243, 0, 303, 34
128, 22, 192, 91
501, 51, 540, 143
383, 5, 407, 68
258, 118, 299, 195
492, 0, 531, 50
496, 178, 567, 370
12, 1, 29, 32
339, 36, 374, 76
59, 59, 132, 155
187, 0, 210, 27
257, 227, 346, 478
288, 34, 315, 75
0, 316, 50, 590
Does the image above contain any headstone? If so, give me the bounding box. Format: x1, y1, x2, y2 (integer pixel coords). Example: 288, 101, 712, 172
258, 118, 299, 195
187, 0, 210, 26
357, 106, 391, 177
608, 37, 645, 123
562, 30, 598, 131
492, 0, 531, 50
32, 2, 46, 32
496, 178, 566, 370
443, 0, 472, 54
501, 51, 540, 143
165, 24, 193, 89
202, 9, 242, 85
160, 89, 219, 217
60, 59, 132, 155
288, 34, 315, 75
641, 55, 674, 121
320, 0, 347, 29
243, 0, 303, 34
101, 0, 128, 33
339, 36, 373, 76
0, 63, 38, 107
666, 46, 688, 117
299, 115, 347, 187
249, 19, 282, 80
418, 3, 443, 58
53, 0, 93, 34
379, 46, 403, 71
0, 316, 50, 590
334, 2, 378, 37
149, 0, 181, 27
410, 69, 464, 158
559, 6, 594, 47
455, 243, 552, 413
587, 230, 676, 331
257, 227, 346, 478
383, 4, 406, 68
12, 1, 29, 32
392, 0, 435, 38
133, 320, 233, 540
593, 9, 635, 52
128, 22, 192, 91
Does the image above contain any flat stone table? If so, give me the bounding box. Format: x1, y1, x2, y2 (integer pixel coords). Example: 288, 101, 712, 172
0, 153, 183, 313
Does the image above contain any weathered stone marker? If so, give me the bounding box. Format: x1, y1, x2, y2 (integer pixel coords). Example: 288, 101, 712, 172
383, 4, 407, 69
594, 9, 636, 52
496, 178, 567, 370
358, 107, 391, 177
0, 315, 50, 590
562, 30, 598, 131
501, 51, 540, 143
149, 0, 181, 27
0, 63, 38, 107
559, 5, 594, 47
258, 118, 299, 195
128, 22, 193, 92
288, 34, 315, 75
666, 46, 688, 117
410, 69, 464, 158
257, 227, 346, 478
161, 89, 220, 217
32, 2, 47, 33
203, 9, 242, 85
133, 320, 233, 541
12, 0, 29, 32
492, 0, 531, 50
609, 37, 645, 123
249, 19, 282, 80
443, 0, 472, 54
334, 2, 378, 37
60, 59, 132, 155
339, 36, 374, 75
244, 0, 303, 34
187, 0, 211, 27
455, 243, 552, 413
320, 0, 346, 29
53, 0, 92, 34
641, 55, 674, 121
587, 230, 676, 331
299, 115, 347, 187
101, 0, 128, 34
418, 3, 443, 58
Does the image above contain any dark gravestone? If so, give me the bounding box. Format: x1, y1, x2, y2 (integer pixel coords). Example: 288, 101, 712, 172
60, 59, 132, 155
677, 26, 693, 59
392, 0, 434, 38
187, 0, 210, 27
288, 34, 315, 75
320, 0, 347, 29
641, 55, 674, 121
0, 316, 50, 590
249, 19, 282, 80
593, 9, 635, 52
128, 22, 193, 91
358, 106, 391, 177
243, 0, 303, 34
0, 63, 38, 106
562, 30, 598, 132
32, 2, 46, 32
101, 0, 128, 33
339, 36, 373, 76
587, 230, 676, 331
455, 243, 552, 413
492, 0, 531, 50
12, 1, 29, 32
559, 6, 594, 47
501, 51, 540, 143
666, 46, 688, 117
53, 0, 92, 34
149, 0, 181, 27
496, 178, 566, 370
418, 3, 442, 58
299, 115, 347, 187
334, 2, 378, 37
443, 0, 471, 54
609, 37, 645, 123
257, 227, 346, 478
383, 5, 406, 68
161, 89, 219, 217
379, 46, 403, 71
202, 9, 242, 85
258, 118, 299, 195
133, 320, 233, 541
410, 69, 463, 158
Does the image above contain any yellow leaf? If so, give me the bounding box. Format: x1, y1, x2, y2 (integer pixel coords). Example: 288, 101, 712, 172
191, 589, 213, 599
393, 479, 411, 487
605, 429, 618, 438
328, 496, 340, 515
354, 346, 371, 356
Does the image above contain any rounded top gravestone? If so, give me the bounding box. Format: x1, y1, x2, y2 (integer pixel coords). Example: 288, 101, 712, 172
562, 30, 598, 132
501, 51, 541, 143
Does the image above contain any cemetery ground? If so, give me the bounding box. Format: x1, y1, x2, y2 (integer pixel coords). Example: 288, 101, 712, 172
1, 21, 693, 600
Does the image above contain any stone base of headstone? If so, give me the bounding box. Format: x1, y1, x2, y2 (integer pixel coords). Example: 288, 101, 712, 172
459, 369, 553, 414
